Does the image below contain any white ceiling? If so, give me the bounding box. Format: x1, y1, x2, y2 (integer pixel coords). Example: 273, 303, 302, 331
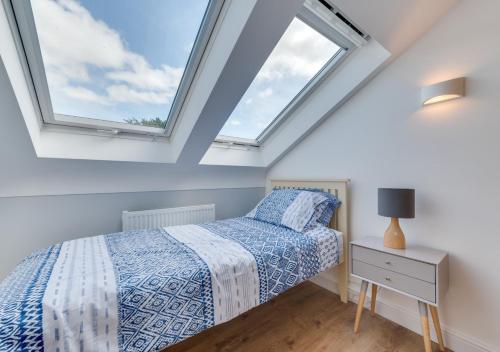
1, 0, 458, 167
332, 0, 457, 57
200, 0, 460, 167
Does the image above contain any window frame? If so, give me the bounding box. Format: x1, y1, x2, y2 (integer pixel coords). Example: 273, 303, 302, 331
5, 0, 224, 137
215, 6, 355, 146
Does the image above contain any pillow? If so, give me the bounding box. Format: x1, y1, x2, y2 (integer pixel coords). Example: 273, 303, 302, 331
297, 188, 340, 227
245, 189, 340, 232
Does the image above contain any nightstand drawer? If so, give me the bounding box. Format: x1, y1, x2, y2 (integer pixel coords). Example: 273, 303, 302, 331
352, 260, 436, 302
352, 245, 435, 283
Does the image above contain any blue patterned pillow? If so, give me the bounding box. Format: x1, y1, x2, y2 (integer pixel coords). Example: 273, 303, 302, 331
310, 191, 340, 227
246, 189, 340, 232
293, 188, 340, 227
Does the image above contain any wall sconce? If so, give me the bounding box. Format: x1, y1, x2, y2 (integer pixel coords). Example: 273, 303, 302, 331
421, 77, 465, 106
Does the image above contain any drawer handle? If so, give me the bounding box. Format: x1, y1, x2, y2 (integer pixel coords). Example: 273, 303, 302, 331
385, 277, 391, 282
385, 261, 392, 265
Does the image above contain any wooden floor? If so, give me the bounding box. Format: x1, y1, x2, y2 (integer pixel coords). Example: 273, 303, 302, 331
165, 282, 446, 352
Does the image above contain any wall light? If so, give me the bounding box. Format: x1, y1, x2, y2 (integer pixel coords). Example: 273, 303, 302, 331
421, 77, 465, 106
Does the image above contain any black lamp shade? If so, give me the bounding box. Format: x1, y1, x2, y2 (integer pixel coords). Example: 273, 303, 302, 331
378, 188, 415, 219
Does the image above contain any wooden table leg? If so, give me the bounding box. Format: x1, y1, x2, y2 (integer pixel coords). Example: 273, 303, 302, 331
418, 301, 432, 352
354, 280, 368, 333
370, 284, 378, 316
429, 305, 446, 351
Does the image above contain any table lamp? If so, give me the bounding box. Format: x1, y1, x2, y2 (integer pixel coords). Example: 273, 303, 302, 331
378, 188, 415, 249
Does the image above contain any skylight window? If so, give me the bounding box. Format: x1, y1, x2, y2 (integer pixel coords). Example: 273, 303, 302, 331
217, 17, 346, 143
11, 0, 219, 135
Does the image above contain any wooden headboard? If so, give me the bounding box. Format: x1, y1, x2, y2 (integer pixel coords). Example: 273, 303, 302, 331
270, 179, 350, 303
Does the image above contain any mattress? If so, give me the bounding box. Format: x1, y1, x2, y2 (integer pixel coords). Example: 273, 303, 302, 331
0, 217, 342, 351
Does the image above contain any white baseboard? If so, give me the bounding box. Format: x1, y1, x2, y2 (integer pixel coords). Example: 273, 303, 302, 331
310, 274, 495, 352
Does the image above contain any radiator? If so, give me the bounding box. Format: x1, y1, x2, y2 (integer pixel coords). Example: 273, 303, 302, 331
122, 204, 215, 231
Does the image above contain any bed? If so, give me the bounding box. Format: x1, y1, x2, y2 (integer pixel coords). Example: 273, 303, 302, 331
0, 180, 349, 351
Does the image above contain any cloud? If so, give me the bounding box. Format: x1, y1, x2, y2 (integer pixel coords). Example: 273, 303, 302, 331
33, 0, 129, 78
105, 54, 184, 92
106, 85, 171, 105
256, 18, 340, 82
63, 86, 110, 105
258, 88, 273, 98
229, 119, 241, 126
32, 0, 184, 107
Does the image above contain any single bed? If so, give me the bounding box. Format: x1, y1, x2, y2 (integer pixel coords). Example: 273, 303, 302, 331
0, 180, 349, 352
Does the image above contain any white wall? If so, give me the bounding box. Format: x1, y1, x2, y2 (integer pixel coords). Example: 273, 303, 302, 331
268, 1, 500, 350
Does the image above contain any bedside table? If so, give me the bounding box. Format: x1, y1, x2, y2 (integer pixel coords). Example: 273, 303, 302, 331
350, 237, 449, 352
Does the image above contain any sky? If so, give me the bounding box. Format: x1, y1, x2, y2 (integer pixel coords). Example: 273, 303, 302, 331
31, 0, 208, 124
218, 18, 341, 139
31, 0, 341, 139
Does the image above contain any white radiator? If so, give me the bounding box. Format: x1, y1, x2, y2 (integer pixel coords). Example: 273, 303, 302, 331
122, 204, 215, 231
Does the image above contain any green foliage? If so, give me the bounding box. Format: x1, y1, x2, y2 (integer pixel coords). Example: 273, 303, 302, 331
124, 117, 166, 128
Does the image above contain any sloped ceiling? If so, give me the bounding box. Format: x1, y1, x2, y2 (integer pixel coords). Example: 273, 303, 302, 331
201, 0, 459, 168
1, 0, 459, 170
332, 0, 457, 57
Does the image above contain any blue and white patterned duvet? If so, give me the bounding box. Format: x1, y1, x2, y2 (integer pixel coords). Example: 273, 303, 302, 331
0, 218, 342, 351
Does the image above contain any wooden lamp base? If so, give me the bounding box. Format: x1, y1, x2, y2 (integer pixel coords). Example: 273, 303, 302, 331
384, 217, 406, 249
